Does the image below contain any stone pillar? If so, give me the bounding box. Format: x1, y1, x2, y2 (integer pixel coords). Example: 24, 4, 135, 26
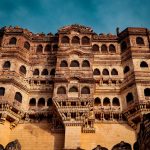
64, 126, 81, 149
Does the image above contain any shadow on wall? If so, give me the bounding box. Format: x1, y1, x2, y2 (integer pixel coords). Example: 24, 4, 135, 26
0, 139, 21, 150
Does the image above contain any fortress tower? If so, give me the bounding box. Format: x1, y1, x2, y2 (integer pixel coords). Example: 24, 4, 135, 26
0, 24, 150, 150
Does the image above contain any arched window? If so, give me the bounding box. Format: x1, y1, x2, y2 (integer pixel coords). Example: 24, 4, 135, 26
82, 60, 90, 67
47, 98, 53, 106
61, 36, 69, 43
50, 68, 55, 76
69, 86, 78, 92
3, 61, 11, 69
45, 44, 51, 52
72, 36, 80, 44
121, 41, 127, 52
144, 88, 150, 96
70, 60, 79, 67
112, 97, 120, 106
140, 61, 148, 68
38, 98, 45, 107
24, 41, 30, 50
136, 37, 144, 45
103, 97, 110, 106
41, 69, 48, 75
29, 98, 36, 106
57, 86, 66, 94
9, 37, 17, 45
53, 44, 58, 51
101, 44, 107, 53
14, 92, 22, 103
102, 69, 109, 75
19, 65, 27, 75
33, 69, 39, 75
124, 66, 130, 74
60, 60, 68, 67
81, 87, 90, 94
111, 69, 118, 75
94, 97, 101, 105
82, 36, 90, 45
93, 68, 100, 75
126, 93, 134, 104
92, 44, 99, 51
109, 44, 116, 53
36, 45, 43, 53
0, 87, 5, 96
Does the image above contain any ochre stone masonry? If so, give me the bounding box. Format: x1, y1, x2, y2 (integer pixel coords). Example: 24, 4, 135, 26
0, 24, 150, 150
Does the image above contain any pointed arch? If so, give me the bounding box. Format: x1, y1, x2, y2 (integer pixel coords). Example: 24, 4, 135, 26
93, 68, 100, 75
109, 44, 116, 53
15, 92, 22, 103
36, 44, 43, 53
19, 65, 27, 75
33, 69, 39, 75
111, 69, 118, 75
61, 36, 70, 43
101, 44, 107, 53
45, 44, 51, 52
0, 87, 5, 96
82, 60, 90, 67
24, 41, 30, 50
72, 36, 80, 44
81, 86, 90, 94
70, 60, 80, 67
136, 37, 144, 45
140, 61, 148, 68
9, 37, 17, 45
29, 98, 36, 106
82, 36, 90, 45
38, 98, 45, 107
92, 44, 99, 51
3, 61, 11, 69
69, 86, 78, 92
60, 60, 68, 67
57, 86, 66, 94
102, 69, 109, 75
41, 69, 48, 75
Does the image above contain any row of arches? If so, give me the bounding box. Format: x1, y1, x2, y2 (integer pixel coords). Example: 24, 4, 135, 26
124, 61, 149, 74
0, 87, 22, 103
93, 68, 118, 76
60, 60, 90, 67
61, 36, 90, 45
92, 44, 116, 53
8, 37, 58, 52
29, 98, 53, 107
121, 37, 145, 52
57, 86, 90, 94
33, 68, 55, 76
94, 97, 120, 106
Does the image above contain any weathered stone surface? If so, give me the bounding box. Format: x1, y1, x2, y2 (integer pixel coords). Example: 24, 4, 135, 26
112, 141, 131, 150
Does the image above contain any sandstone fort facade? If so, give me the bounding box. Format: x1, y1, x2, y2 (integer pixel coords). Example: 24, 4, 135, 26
0, 24, 150, 150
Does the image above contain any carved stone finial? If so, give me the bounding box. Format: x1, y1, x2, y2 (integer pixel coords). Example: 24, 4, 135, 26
93, 145, 108, 150
112, 141, 131, 150
5, 139, 21, 150
0, 144, 4, 150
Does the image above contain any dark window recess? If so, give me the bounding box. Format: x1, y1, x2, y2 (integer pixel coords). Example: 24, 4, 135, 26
15, 92, 22, 103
